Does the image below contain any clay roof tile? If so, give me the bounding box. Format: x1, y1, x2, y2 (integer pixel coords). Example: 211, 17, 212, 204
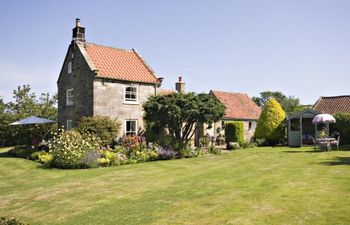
211, 90, 261, 120
83, 43, 158, 84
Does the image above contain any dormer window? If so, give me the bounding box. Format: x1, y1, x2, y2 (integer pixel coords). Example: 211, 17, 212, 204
66, 89, 74, 106
68, 62, 72, 74
124, 86, 138, 103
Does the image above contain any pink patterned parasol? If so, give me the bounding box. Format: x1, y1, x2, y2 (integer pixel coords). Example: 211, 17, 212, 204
312, 114, 336, 124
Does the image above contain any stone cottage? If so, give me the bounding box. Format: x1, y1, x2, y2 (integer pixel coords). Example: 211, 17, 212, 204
57, 19, 162, 135
196, 90, 261, 142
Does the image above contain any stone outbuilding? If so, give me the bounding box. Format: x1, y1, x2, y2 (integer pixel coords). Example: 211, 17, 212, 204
57, 19, 162, 135
196, 90, 261, 143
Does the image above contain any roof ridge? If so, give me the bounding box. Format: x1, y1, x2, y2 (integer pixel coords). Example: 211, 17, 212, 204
211, 90, 249, 96
320, 95, 350, 98
85, 42, 133, 52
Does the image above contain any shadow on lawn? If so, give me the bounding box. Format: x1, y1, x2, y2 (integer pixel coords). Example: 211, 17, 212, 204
283, 150, 323, 154
319, 157, 350, 166
283, 145, 350, 154
0, 150, 17, 158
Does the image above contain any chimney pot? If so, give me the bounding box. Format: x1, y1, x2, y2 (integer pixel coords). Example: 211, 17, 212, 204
175, 76, 185, 93
76, 18, 81, 27
72, 18, 85, 42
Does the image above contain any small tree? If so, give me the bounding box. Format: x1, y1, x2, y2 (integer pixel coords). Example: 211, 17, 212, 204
143, 92, 225, 151
252, 91, 301, 115
255, 98, 286, 145
225, 121, 244, 149
76, 116, 120, 146
334, 113, 350, 144
1, 85, 57, 146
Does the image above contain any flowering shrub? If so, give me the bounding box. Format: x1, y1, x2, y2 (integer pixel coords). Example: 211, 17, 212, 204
131, 149, 159, 162
122, 135, 141, 157
98, 149, 127, 167
37, 152, 53, 167
122, 135, 139, 148
80, 150, 100, 168
49, 130, 101, 169
157, 147, 178, 160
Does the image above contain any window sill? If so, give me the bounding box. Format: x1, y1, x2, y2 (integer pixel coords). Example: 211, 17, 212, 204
123, 101, 139, 105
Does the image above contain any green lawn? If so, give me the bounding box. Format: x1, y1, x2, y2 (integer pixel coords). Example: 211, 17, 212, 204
0, 146, 350, 225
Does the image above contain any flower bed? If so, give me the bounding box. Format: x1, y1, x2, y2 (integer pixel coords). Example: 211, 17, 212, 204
9, 130, 222, 169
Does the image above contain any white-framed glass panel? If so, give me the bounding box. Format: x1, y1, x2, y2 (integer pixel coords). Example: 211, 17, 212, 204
125, 120, 137, 136
124, 86, 138, 102
68, 61, 72, 74
66, 89, 74, 106
67, 120, 73, 130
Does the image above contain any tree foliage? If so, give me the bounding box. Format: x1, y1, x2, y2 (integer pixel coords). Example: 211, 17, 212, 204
254, 98, 286, 145
143, 92, 225, 151
333, 113, 350, 144
225, 121, 244, 148
75, 116, 121, 146
0, 85, 57, 147
253, 91, 301, 115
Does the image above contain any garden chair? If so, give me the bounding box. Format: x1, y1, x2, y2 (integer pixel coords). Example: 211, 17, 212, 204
331, 136, 340, 150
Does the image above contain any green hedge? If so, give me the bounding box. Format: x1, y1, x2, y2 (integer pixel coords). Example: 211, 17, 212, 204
225, 121, 244, 148
76, 116, 120, 146
334, 113, 350, 144
254, 98, 286, 145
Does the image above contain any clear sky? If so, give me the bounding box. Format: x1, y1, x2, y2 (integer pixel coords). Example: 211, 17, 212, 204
0, 0, 349, 104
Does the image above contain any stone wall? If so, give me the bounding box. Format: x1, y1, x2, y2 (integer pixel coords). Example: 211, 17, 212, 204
93, 81, 156, 136
57, 42, 94, 129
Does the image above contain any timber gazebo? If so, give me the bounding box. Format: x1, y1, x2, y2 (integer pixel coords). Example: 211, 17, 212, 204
287, 109, 322, 147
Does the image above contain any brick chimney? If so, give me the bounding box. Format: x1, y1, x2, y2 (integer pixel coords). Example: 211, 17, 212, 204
72, 18, 85, 42
175, 76, 185, 93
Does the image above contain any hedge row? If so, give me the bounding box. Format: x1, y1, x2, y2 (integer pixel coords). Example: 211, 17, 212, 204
224, 121, 244, 148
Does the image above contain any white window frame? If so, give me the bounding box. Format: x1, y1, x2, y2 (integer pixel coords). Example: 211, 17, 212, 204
67, 120, 73, 130
66, 89, 74, 106
68, 61, 72, 74
124, 86, 138, 104
125, 120, 138, 136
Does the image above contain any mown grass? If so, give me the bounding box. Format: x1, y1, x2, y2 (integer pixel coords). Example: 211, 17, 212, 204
0, 146, 349, 225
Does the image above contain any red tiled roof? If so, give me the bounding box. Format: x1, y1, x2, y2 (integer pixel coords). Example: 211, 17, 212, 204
159, 89, 177, 95
313, 95, 350, 115
82, 43, 159, 84
211, 90, 261, 120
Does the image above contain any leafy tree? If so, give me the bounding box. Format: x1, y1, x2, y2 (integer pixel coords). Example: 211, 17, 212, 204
143, 92, 225, 151
333, 113, 350, 144
255, 98, 286, 145
253, 91, 301, 115
75, 116, 121, 146
0, 85, 57, 147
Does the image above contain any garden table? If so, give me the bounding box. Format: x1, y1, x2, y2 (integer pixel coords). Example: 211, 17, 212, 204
316, 138, 336, 151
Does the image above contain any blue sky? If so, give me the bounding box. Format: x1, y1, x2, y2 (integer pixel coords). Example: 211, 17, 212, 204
0, 0, 349, 104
